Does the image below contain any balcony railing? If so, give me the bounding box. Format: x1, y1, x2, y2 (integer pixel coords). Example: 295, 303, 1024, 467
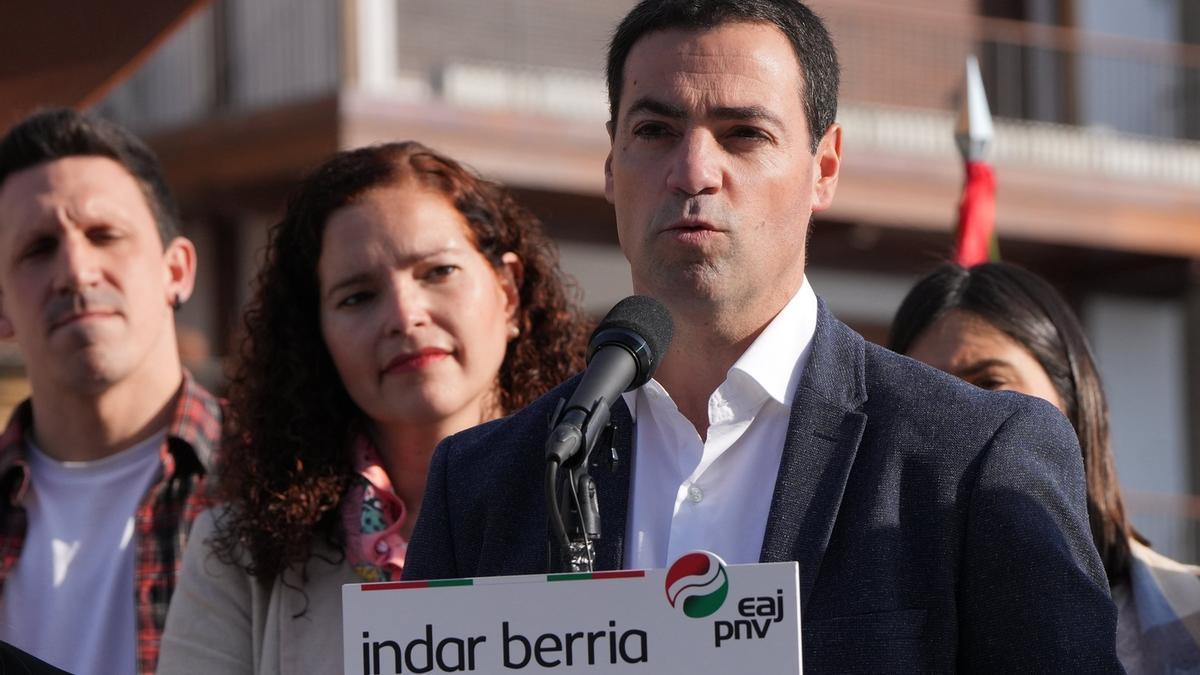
96, 0, 339, 133
820, 0, 1200, 141
99, 0, 1200, 145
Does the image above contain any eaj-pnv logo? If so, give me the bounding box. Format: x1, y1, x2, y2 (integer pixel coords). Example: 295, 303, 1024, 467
664, 551, 729, 618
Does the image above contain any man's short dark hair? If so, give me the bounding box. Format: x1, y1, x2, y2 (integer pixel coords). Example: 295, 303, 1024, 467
0, 108, 181, 243
607, 0, 839, 152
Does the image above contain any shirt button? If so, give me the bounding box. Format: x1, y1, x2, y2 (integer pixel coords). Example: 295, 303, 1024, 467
687, 485, 704, 503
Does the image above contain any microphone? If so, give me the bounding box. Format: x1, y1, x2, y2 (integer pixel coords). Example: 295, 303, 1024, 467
545, 295, 674, 467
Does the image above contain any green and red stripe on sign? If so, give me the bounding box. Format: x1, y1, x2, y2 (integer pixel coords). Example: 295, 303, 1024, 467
361, 569, 646, 592
361, 578, 473, 591
546, 570, 646, 583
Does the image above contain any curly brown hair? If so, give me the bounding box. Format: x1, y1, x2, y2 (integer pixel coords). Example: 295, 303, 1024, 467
212, 142, 588, 581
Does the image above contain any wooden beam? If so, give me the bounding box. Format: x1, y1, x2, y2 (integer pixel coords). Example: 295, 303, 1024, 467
0, 0, 209, 132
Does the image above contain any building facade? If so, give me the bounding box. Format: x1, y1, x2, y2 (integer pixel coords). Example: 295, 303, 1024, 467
92, 0, 1200, 559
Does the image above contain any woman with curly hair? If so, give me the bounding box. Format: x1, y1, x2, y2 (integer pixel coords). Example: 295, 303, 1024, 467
158, 142, 588, 673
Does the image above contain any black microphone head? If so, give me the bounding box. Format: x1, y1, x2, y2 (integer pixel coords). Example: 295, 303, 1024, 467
587, 295, 674, 389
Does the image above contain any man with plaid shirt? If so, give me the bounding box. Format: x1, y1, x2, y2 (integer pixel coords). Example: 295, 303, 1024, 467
0, 109, 222, 674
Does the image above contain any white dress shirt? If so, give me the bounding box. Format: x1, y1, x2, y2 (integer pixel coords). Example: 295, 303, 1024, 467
621, 279, 819, 569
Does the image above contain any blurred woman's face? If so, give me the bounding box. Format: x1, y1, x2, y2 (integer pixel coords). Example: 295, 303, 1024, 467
905, 309, 1064, 413
318, 183, 520, 431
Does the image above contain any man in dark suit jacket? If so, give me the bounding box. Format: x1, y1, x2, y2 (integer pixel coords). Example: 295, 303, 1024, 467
406, 303, 1118, 671
406, 0, 1121, 670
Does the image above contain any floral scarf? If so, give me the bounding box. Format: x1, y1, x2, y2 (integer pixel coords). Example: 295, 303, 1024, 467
341, 435, 408, 582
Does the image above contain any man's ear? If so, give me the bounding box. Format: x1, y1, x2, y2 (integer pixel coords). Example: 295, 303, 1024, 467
0, 291, 14, 339
163, 236, 198, 309
604, 120, 616, 205
811, 122, 843, 213
498, 251, 524, 323
604, 151, 616, 205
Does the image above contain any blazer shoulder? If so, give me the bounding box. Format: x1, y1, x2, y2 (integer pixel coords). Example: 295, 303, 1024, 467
437, 373, 584, 469
856, 341, 1078, 465
862, 341, 1027, 422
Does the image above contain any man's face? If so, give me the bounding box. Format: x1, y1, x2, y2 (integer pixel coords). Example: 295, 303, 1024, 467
605, 22, 840, 327
0, 156, 194, 392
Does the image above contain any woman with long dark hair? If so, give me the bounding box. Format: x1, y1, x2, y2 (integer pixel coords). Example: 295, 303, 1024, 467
890, 261, 1200, 673
158, 142, 588, 673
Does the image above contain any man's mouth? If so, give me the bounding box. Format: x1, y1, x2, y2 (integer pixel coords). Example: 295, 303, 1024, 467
665, 218, 721, 233
49, 310, 118, 333
663, 219, 724, 244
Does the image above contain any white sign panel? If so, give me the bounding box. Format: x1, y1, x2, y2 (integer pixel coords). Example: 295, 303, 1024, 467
343, 551, 801, 674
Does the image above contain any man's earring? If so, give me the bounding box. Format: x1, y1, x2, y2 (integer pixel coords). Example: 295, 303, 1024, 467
172, 294, 183, 311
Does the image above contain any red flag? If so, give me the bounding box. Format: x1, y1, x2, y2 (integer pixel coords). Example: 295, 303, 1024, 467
954, 160, 997, 266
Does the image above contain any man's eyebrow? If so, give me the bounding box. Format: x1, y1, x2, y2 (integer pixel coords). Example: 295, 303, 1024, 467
710, 105, 784, 129
624, 98, 784, 128
625, 97, 686, 120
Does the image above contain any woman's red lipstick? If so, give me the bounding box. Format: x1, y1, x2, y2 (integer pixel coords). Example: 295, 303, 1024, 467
383, 348, 450, 373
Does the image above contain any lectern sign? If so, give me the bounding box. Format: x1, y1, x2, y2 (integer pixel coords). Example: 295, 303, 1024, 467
342, 552, 801, 674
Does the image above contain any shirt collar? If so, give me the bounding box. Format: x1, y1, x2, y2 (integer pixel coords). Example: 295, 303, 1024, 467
0, 370, 222, 505
621, 277, 819, 419
730, 276, 818, 407
0, 400, 33, 506
165, 370, 223, 475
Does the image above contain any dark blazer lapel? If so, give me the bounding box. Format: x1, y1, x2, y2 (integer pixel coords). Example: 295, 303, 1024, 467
590, 399, 633, 570
760, 300, 867, 607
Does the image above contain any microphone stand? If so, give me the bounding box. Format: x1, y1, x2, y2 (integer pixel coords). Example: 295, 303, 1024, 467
540, 295, 673, 573
545, 397, 608, 573
559, 455, 600, 572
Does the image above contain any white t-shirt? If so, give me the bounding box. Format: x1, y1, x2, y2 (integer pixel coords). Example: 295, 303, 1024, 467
621, 279, 819, 569
0, 431, 165, 675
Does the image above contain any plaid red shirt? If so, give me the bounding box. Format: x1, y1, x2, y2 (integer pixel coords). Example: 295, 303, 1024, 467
0, 372, 222, 674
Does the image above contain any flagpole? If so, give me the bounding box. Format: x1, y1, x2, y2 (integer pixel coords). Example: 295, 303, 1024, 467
953, 54, 998, 266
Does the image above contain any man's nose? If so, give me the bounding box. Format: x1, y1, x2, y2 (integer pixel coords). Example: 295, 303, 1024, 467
54, 235, 102, 292
666, 130, 723, 197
